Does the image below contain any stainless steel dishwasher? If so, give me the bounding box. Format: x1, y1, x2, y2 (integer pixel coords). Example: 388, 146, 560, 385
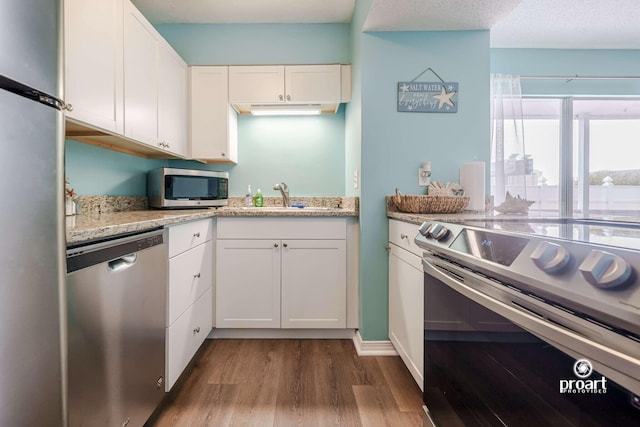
66, 229, 167, 427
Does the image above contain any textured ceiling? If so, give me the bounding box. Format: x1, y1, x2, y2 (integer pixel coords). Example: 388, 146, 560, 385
132, 0, 640, 49
362, 0, 521, 32
490, 0, 640, 48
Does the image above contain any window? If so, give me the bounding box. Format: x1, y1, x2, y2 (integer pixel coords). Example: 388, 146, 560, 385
515, 97, 640, 217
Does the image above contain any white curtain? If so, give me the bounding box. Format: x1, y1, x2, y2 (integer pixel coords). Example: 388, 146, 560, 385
490, 74, 527, 206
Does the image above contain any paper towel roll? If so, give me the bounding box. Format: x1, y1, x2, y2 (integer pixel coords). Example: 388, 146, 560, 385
460, 162, 485, 211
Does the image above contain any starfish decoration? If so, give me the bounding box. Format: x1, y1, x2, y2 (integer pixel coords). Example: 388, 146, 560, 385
400, 83, 410, 93
432, 86, 456, 109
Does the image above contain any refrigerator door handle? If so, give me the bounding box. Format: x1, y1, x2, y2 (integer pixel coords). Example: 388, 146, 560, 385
0, 74, 70, 111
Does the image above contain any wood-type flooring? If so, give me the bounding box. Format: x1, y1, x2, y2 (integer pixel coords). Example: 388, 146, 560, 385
146, 339, 428, 427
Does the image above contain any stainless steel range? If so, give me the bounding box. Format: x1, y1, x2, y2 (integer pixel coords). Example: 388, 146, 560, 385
416, 218, 640, 426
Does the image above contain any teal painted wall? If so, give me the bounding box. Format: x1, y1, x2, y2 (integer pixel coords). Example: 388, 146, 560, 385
65, 139, 167, 196
491, 49, 640, 95
344, 0, 370, 197
358, 30, 491, 340
65, 23, 350, 197
171, 108, 346, 197
155, 23, 350, 65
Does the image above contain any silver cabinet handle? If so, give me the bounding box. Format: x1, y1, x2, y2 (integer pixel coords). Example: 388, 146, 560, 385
283, 243, 288, 248
64, 103, 73, 112
193, 326, 200, 334
286, 94, 291, 101
279, 94, 283, 101
400, 233, 408, 240
221, 152, 226, 157
194, 273, 201, 279
274, 243, 279, 248
193, 232, 200, 238
385, 245, 391, 251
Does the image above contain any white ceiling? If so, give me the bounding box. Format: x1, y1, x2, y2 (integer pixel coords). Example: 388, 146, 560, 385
132, 0, 640, 49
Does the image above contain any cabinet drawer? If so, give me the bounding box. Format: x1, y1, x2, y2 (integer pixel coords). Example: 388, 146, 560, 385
217, 217, 346, 240
389, 219, 422, 257
168, 240, 213, 326
168, 219, 212, 257
166, 287, 212, 391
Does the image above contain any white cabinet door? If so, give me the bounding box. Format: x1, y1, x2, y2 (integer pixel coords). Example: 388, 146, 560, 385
64, 0, 123, 133
285, 64, 341, 103
388, 244, 424, 390
158, 40, 187, 157
215, 240, 281, 328
228, 65, 285, 103
281, 240, 346, 329
123, 0, 158, 146
189, 66, 238, 163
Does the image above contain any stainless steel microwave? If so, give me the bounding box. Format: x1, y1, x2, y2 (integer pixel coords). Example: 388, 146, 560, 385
147, 167, 229, 209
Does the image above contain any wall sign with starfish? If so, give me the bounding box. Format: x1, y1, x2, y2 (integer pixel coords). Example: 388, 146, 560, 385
397, 67, 458, 113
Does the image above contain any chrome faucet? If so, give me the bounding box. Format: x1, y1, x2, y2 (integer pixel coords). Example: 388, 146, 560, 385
273, 182, 290, 207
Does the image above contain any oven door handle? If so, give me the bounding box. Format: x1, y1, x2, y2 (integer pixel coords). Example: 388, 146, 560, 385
423, 257, 640, 394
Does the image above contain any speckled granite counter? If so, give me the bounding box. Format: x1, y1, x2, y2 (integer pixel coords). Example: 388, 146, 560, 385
66, 197, 358, 245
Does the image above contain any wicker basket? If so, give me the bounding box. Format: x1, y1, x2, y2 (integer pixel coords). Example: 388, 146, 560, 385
392, 190, 470, 214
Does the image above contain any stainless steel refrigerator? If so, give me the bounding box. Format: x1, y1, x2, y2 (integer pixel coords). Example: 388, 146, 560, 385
0, 0, 66, 425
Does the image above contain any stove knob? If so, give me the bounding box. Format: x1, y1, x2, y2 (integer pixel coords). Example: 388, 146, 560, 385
578, 250, 633, 289
530, 242, 570, 274
418, 222, 433, 237
431, 224, 450, 241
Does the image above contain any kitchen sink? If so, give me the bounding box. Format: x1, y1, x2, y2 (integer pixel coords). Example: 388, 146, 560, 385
233, 206, 337, 211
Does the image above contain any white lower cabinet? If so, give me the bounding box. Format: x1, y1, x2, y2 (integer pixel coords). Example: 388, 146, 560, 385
216, 218, 347, 329
166, 287, 212, 390
281, 239, 346, 328
388, 219, 424, 390
215, 239, 281, 328
165, 219, 213, 391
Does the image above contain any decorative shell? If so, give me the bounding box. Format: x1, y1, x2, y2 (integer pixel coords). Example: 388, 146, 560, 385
494, 191, 534, 214
428, 181, 464, 196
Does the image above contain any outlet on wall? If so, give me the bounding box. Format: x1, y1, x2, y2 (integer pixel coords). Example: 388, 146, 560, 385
354, 169, 360, 189
418, 168, 431, 187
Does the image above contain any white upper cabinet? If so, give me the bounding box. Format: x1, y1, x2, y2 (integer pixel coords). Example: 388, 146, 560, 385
189, 66, 238, 163
64, 0, 124, 134
228, 64, 349, 114
158, 39, 188, 157
285, 65, 341, 103
228, 65, 285, 104
123, 0, 158, 147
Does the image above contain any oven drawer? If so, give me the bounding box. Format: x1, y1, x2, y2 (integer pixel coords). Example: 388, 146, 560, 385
389, 219, 422, 257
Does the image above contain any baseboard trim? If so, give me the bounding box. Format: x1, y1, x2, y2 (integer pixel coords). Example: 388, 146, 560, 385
208, 328, 357, 340
352, 331, 398, 356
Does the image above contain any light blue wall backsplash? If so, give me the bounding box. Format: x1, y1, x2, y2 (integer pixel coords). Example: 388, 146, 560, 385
65, 139, 167, 196
65, 23, 351, 197
171, 107, 346, 197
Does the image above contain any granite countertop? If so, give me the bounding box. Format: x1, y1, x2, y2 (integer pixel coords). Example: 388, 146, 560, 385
67, 196, 359, 245
385, 196, 561, 225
